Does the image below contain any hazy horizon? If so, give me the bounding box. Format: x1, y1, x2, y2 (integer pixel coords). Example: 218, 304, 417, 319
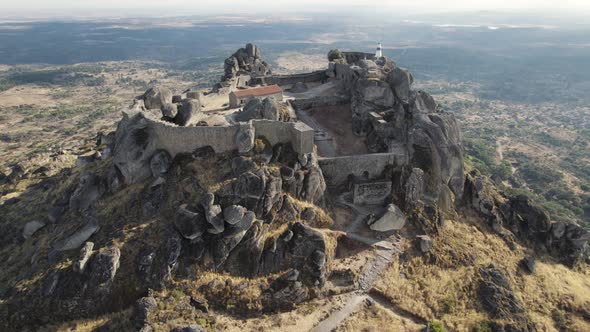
1, 0, 590, 21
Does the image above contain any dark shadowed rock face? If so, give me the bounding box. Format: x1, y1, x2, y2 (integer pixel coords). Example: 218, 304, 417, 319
69, 172, 106, 211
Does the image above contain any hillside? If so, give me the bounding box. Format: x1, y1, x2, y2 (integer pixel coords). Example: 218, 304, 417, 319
0, 43, 588, 332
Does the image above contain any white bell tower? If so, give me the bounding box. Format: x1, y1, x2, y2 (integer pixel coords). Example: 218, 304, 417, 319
375, 42, 383, 58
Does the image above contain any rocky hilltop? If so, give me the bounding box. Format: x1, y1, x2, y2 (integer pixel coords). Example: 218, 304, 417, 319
0, 44, 588, 332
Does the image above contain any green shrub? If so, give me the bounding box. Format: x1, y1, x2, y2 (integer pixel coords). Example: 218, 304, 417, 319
429, 320, 447, 332
472, 321, 492, 332
328, 49, 343, 62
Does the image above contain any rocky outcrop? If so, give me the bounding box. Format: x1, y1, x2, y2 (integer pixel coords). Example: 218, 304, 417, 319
464, 173, 590, 266
113, 112, 158, 184
337, 53, 464, 205
223, 43, 271, 81
235, 97, 288, 122
141, 87, 173, 110
22, 220, 46, 239
73, 241, 94, 274
174, 99, 203, 126
478, 264, 533, 330
261, 269, 308, 310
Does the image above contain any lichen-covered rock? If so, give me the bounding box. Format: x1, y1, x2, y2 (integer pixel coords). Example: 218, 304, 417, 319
223, 205, 247, 225
235, 124, 255, 154
408, 111, 464, 200
150, 150, 172, 178
88, 246, 121, 288
73, 241, 94, 274
134, 296, 158, 329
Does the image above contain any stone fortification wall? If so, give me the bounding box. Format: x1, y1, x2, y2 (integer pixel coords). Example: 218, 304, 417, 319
342, 52, 376, 64
250, 119, 314, 155
150, 119, 242, 156
134, 112, 314, 157
262, 70, 327, 86
318, 152, 408, 187
289, 96, 350, 110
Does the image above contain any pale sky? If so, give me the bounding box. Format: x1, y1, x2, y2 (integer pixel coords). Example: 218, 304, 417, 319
2, 0, 590, 16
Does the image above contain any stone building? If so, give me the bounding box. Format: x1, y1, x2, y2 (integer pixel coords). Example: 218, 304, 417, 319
229, 84, 283, 108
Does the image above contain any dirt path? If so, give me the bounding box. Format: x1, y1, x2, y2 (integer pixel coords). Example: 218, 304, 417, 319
310, 193, 420, 331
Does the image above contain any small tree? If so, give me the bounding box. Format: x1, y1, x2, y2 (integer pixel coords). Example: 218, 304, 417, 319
328, 49, 343, 62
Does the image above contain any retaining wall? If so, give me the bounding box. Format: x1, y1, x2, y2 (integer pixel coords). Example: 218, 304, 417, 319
318, 151, 408, 187
289, 96, 350, 110
264, 70, 327, 86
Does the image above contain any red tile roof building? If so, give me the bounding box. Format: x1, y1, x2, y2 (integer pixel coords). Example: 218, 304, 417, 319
229, 84, 283, 108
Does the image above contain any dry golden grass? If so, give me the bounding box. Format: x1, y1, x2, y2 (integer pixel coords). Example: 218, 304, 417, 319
38, 308, 134, 332
337, 301, 424, 332
374, 216, 590, 332
288, 194, 334, 229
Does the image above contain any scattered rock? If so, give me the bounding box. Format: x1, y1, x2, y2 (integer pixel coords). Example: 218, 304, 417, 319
368, 204, 406, 232
161, 102, 178, 119
135, 296, 158, 329
416, 235, 433, 253
56, 221, 100, 251
300, 208, 316, 222
189, 296, 209, 313
231, 156, 256, 176
192, 146, 215, 159
73, 242, 94, 274
22, 220, 46, 239
522, 256, 536, 273
170, 325, 206, 332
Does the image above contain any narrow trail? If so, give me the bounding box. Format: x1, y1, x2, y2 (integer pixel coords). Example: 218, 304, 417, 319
310, 193, 421, 331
